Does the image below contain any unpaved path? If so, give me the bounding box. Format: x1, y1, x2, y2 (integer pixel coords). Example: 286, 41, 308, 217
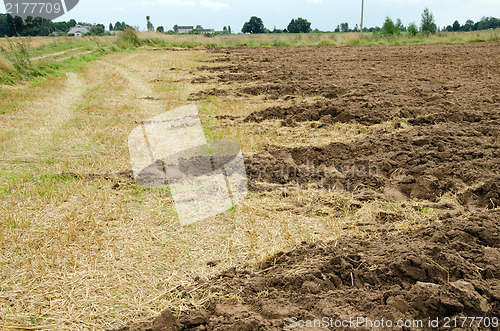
32, 47, 84, 60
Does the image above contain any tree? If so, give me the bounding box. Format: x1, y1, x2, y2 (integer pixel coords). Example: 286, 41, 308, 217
12, 15, 24, 34
115, 21, 122, 31
109, 23, 113, 31
420, 8, 437, 34
462, 19, 474, 31
452, 20, 460, 32
242, 16, 265, 34
340, 22, 349, 32
68, 19, 77, 27
382, 17, 398, 36
223, 26, 227, 34
0, 14, 14, 37
91, 24, 105, 35
407, 22, 418, 36
156, 26, 164, 33
228, 25, 231, 34
173, 24, 178, 33
287, 17, 312, 33
477, 17, 500, 30
396, 18, 405, 31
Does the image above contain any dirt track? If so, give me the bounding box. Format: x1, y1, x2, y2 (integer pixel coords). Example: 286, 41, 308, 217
119, 43, 499, 330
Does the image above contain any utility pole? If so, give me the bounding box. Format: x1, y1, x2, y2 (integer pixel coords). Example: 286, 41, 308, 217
360, 0, 364, 36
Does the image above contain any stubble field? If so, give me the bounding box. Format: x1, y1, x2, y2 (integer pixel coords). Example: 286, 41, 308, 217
0, 41, 499, 330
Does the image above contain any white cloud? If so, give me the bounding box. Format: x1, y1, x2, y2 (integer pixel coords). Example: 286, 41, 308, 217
156, 0, 196, 6
199, 0, 230, 11
379, 0, 431, 4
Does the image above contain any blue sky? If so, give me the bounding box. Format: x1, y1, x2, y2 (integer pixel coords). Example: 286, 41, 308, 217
2, 0, 500, 31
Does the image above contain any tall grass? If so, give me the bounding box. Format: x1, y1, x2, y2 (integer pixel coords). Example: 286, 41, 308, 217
0, 36, 117, 85
117, 28, 141, 49
0, 53, 11, 71
0, 38, 33, 75
0, 38, 35, 84
136, 29, 500, 48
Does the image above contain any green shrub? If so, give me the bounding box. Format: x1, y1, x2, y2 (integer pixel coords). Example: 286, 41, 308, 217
407, 22, 419, 36
382, 17, 400, 36
273, 40, 291, 46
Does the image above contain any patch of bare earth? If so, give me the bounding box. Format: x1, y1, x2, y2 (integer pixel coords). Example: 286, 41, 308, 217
119, 43, 499, 330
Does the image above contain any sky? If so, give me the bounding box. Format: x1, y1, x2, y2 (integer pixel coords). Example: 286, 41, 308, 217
2, 0, 499, 31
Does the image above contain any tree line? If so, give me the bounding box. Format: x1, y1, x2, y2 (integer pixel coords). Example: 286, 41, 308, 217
444, 17, 500, 32
240, 12, 499, 34
0, 11, 498, 37
0, 14, 134, 37
242, 16, 312, 34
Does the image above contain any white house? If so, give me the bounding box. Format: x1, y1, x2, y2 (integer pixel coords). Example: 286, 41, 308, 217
177, 26, 194, 34
68, 25, 92, 36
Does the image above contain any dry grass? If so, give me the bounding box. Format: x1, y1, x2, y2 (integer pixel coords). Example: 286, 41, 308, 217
0, 53, 10, 71
0, 48, 445, 330
0, 36, 64, 49
137, 29, 500, 48
0, 36, 116, 51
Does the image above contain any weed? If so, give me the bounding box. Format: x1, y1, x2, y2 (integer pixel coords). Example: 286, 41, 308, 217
117, 28, 142, 49
0, 37, 32, 76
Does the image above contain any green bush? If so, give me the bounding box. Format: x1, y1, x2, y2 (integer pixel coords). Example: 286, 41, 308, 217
407, 22, 419, 36
382, 17, 400, 36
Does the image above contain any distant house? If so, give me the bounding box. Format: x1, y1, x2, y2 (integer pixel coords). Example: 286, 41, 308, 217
194, 28, 215, 35
68, 25, 91, 36
177, 26, 194, 34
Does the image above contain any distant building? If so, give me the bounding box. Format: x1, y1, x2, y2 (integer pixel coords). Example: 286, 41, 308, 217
177, 26, 194, 34
194, 28, 214, 35
68, 25, 91, 36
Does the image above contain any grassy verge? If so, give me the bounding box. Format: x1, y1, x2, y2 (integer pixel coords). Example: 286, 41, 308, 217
0, 36, 118, 85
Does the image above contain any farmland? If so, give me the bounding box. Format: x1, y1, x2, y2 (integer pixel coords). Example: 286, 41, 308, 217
0, 35, 499, 330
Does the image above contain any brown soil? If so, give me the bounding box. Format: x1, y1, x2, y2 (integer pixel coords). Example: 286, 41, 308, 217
118, 210, 500, 331
117, 43, 500, 330
245, 124, 499, 206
